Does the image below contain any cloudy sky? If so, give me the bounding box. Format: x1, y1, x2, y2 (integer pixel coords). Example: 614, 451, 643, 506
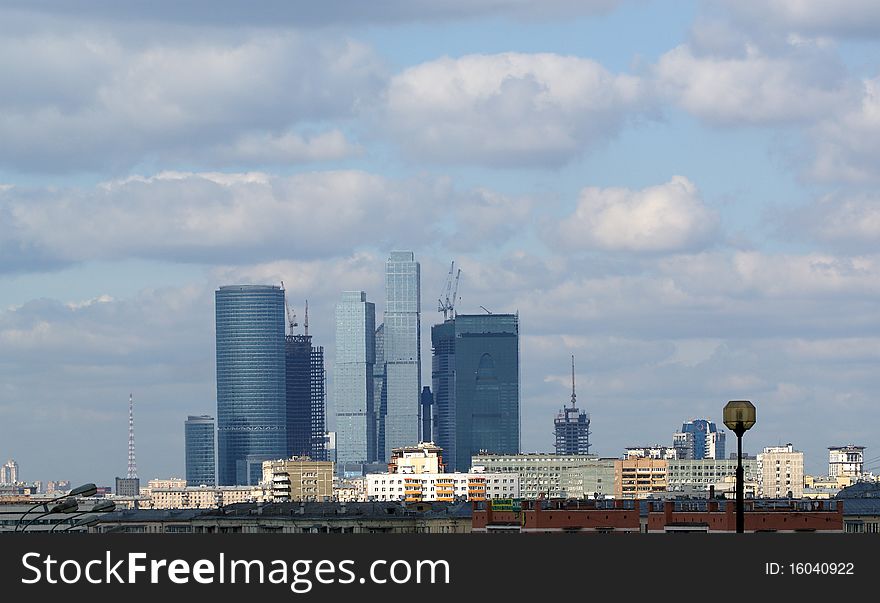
2, 0, 880, 486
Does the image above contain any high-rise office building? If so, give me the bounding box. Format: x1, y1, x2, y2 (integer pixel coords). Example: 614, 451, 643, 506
215, 285, 287, 485
828, 445, 865, 478
285, 322, 327, 462
554, 356, 591, 455
381, 251, 421, 462
335, 291, 377, 469
1, 459, 19, 484
673, 418, 726, 460
432, 313, 520, 472
374, 323, 386, 459
185, 415, 216, 486
420, 386, 433, 443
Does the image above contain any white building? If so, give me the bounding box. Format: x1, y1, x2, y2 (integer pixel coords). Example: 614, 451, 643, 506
828, 446, 865, 479
625, 446, 678, 460
1, 459, 19, 484
757, 444, 804, 498
366, 470, 518, 502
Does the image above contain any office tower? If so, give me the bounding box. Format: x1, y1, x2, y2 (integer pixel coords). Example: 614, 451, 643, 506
215, 285, 287, 485
334, 291, 377, 469
115, 394, 140, 496
432, 313, 520, 472
673, 418, 726, 460
757, 444, 804, 498
554, 356, 591, 455
381, 251, 421, 462
1, 459, 18, 484
828, 445, 865, 478
185, 415, 216, 487
374, 323, 386, 459
420, 386, 433, 443
284, 305, 327, 461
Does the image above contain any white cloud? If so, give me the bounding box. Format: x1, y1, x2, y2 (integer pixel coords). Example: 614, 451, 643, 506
0, 32, 383, 171
655, 37, 851, 125
384, 52, 649, 166
0, 171, 447, 268
553, 176, 718, 252
785, 191, 880, 249
721, 0, 880, 38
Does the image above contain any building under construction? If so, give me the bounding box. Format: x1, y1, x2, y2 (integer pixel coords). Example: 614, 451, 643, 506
284, 297, 327, 462
553, 356, 591, 455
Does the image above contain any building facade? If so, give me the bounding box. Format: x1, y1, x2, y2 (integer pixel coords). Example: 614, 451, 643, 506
0, 459, 18, 484
614, 458, 668, 499
215, 285, 287, 486
554, 357, 590, 455
757, 444, 805, 498
828, 445, 865, 479
666, 458, 758, 495
334, 291, 377, 469
285, 329, 327, 462
388, 442, 445, 474
366, 470, 518, 502
472, 453, 596, 499
433, 314, 520, 472
381, 251, 421, 463
262, 457, 334, 502
559, 458, 617, 499
625, 446, 678, 460
673, 419, 726, 460
184, 415, 216, 487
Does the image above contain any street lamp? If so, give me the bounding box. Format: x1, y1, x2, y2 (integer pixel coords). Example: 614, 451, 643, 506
723, 400, 756, 534
19, 499, 79, 533
51, 500, 116, 533
14, 483, 98, 532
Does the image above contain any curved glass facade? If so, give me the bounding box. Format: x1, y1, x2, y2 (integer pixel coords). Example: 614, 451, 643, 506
215, 285, 287, 485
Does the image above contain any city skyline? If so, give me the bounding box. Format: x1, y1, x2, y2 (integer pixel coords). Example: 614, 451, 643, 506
1, 1, 879, 486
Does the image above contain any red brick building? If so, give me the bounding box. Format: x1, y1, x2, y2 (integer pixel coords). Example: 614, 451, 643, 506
473, 498, 641, 533
646, 499, 843, 533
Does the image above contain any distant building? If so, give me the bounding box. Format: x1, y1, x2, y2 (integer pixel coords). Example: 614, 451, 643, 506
472, 452, 596, 499
625, 446, 678, 460
828, 445, 865, 479
803, 475, 853, 500
215, 285, 287, 485
757, 444, 804, 498
553, 356, 590, 455
645, 499, 843, 533
366, 468, 518, 502
673, 419, 726, 460
184, 415, 216, 487
473, 498, 640, 534
115, 477, 140, 497
614, 458, 668, 499
559, 458, 617, 499
433, 314, 520, 472
284, 319, 327, 462
381, 251, 422, 463
144, 478, 261, 510
335, 291, 377, 470
373, 323, 386, 461
1, 459, 18, 484
667, 458, 758, 495
420, 386, 434, 443
262, 457, 333, 502
388, 442, 446, 474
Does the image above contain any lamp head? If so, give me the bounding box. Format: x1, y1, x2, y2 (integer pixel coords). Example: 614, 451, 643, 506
723, 400, 757, 434
69, 483, 98, 497
50, 499, 79, 514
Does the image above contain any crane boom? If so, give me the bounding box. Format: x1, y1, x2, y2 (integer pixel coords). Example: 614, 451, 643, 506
281, 280, 297, 335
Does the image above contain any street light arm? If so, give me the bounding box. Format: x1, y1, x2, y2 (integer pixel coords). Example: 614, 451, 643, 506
14, 483, 96, 532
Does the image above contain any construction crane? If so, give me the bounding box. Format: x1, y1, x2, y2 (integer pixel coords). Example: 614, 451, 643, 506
281, 280, 297, 335
437, 261, 462, 321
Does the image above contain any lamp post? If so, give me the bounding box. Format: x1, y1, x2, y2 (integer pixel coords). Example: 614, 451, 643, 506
15, 483, 98, 532
19, 499, 79, 533
723, 400, 756, 534
52, 500, 116, 533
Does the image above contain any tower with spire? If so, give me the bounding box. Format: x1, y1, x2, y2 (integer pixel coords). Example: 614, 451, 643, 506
553, 356, 591, 455
115, 393, 141, 497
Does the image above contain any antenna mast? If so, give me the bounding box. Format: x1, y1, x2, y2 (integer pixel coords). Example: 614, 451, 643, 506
304, 299, 309, 337
127, 393, 138, 479
570, 355, 577, 408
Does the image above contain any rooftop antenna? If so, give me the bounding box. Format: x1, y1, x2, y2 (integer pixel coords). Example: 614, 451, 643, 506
570, 355, 577, 408
304, 299, 309, 337
127, 393, 138, 479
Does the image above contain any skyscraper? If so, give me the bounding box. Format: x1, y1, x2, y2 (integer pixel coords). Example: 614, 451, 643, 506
373, 323, 386, 459
215, 285, 287, 485
673, 418, 726, 460
381, 251, 421, 462
184, 415, 216, 486
554, 356, 591, 455
1, 459, 19, 484
432, 313, 520, 472
284, 305, 327, 462
334, 291, 377, 469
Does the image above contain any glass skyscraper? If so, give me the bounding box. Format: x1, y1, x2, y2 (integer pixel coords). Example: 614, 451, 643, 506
381, 251, 421, 462
334, 291, 377, 469
285, 332, 326, 462
432, 313, 520, 472
673, 418, 726, 460
215, 285, 287, 485
184, 415, 216, 486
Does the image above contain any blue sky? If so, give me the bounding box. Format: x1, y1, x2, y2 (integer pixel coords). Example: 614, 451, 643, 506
2, 0, 880, 485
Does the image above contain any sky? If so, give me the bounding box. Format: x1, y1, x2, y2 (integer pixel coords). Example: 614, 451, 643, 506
2, 0, 880, 486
